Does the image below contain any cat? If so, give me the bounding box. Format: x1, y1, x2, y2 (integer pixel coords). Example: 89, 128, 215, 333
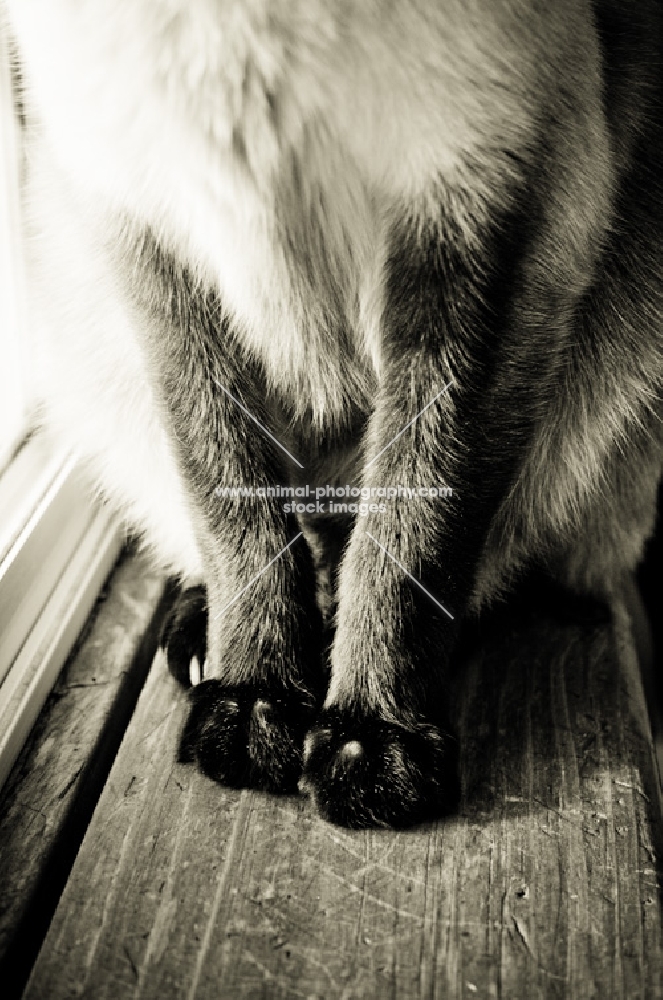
6, 0, 663, 827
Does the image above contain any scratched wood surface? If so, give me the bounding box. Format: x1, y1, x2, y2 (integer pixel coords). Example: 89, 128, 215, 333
0, 548, 167, 999
23, 581, 663, 999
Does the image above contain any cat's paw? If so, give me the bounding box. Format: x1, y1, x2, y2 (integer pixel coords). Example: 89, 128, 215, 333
300, 708, 460, 828
179, 681, 314, 793
159, 585, 207, 687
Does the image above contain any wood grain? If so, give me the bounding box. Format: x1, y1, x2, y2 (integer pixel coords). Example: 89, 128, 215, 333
0, 548, 167, 999
23, 582, 663, 999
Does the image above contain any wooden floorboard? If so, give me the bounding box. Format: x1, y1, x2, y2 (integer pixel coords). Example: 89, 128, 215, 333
0, 549, 167, 998
22, 584, 663, 999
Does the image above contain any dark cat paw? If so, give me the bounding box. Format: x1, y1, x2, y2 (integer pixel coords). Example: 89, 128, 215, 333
159, 585, 207, 687
300, 708, 460, 828
179, 680, 315, 793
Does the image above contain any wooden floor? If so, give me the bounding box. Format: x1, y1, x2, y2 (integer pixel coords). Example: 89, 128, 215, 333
1, 552, 662, 999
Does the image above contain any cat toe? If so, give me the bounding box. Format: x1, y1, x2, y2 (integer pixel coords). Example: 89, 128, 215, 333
179, 680, 314, 793
301, 708, 460, 828
159, 585, 207, 688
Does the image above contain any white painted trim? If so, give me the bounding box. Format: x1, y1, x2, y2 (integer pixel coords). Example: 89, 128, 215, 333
0, 488, 123, 790
0, 441, 96, 688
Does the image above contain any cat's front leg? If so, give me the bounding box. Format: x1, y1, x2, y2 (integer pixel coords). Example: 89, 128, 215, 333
301, 201, 541, 827
121, 229, 325, 793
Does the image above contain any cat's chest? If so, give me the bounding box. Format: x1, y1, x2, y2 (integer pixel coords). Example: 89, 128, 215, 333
225, 163, 387, 427
181, 143, 386, 427
15, 0, 534, 424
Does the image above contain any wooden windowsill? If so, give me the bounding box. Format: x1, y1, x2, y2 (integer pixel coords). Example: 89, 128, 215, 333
1, 557, 662, 998
0, 546, 169, 998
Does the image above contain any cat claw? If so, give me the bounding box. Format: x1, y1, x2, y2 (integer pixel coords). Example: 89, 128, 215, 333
189, 655, 204, 686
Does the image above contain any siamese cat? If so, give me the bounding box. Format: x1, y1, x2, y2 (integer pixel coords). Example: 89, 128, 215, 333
5, 0, 663, 827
